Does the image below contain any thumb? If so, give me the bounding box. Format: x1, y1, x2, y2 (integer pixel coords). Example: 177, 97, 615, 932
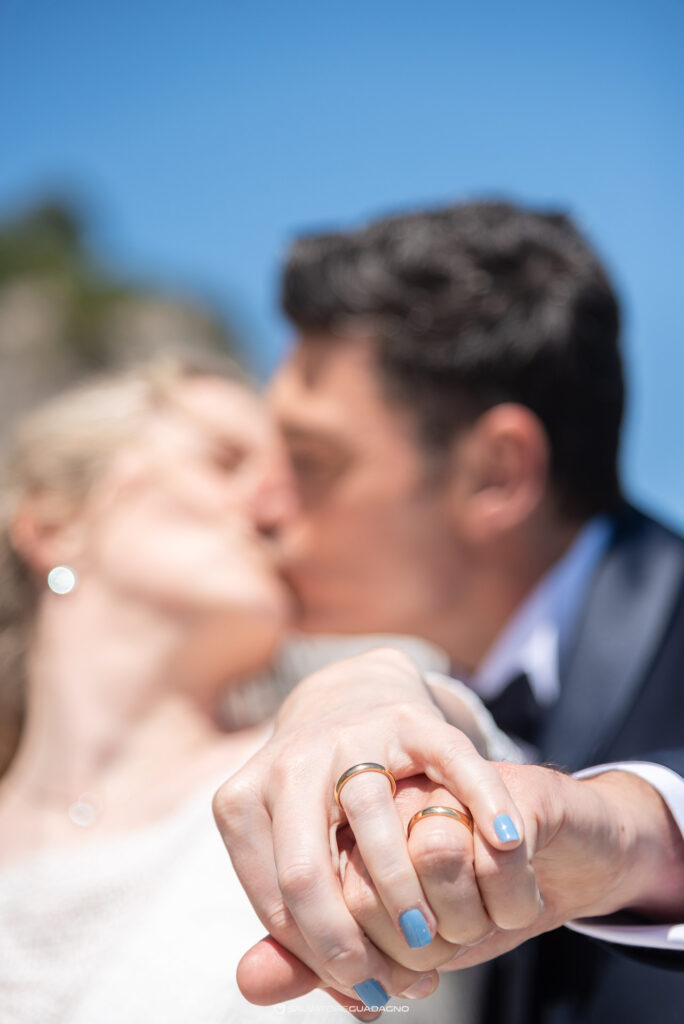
237, 936, 319, 1004
237, 936, 382, 1019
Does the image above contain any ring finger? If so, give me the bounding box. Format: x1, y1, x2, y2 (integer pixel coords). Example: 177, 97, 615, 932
338, 766, 438, 953
405, 786, 493, 946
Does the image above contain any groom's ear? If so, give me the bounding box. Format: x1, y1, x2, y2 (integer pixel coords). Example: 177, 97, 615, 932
443, 403, 551, 545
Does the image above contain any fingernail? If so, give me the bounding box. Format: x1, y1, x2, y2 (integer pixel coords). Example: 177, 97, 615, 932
493, 813, 520, 843
399, 908, 432, 949
400, 973, 438, 999
353, 979, 390, 1010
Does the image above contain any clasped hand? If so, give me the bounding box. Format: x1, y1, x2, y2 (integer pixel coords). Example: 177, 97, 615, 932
213, 648, 654, 1012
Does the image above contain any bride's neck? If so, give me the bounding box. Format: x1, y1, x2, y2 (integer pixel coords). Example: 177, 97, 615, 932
4, 583, 248, 818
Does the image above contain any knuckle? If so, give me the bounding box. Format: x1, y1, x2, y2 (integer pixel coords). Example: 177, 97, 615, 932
434, 737, 472, 778
482, 871, 539, 930
374, 861, 414, 895
261, 898, 296, 938
501, 887, 543, 929
211, 776, 254, 832
275, 763, 306, 797
343, 876, 381, 922
320, 939, 365, 976
278, 859, 319, 904
475, 856, 507, 891
364, 646, 418, 673
395, 700, 428, 730
271, 746, 309, 785
478, 844, 526, 887
211, 779, 236, 823
391, 699, 446, 741
411, 827, 472, 877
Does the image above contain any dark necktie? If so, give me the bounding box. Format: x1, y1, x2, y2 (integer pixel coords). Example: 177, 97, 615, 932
484, 671, 543, 747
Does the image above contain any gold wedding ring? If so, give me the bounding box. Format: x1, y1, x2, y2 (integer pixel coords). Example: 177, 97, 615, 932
334, 763, 397, 809
407, 805, 474, 839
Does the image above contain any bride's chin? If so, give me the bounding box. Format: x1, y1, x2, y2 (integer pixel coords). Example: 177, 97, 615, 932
220, 591, 292, 676
254, 576, 297, 632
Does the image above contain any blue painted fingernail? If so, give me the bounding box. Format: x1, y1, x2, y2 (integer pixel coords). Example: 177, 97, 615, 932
353, 979, 390, 1010
494, 813, 520, 843
399, 908, 432, 948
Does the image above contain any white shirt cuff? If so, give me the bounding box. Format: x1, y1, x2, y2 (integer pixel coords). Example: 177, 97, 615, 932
567, 761, 684, 951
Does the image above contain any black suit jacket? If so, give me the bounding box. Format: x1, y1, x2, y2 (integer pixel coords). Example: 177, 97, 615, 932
484, 506, 684, 1024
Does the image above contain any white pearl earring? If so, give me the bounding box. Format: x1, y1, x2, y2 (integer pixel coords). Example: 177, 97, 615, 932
47, 565, 78, 595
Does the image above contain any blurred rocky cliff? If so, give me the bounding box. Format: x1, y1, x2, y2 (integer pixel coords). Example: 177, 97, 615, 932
0, 200, 242, 431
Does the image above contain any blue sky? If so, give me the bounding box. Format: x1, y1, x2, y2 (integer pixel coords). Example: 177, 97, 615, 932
2, 0, 683, 525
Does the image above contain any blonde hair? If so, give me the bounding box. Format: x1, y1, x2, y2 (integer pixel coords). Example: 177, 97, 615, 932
0, 353, 245, 775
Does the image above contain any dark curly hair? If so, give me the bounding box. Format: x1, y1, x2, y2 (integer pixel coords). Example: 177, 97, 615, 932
281, 200, 624, 519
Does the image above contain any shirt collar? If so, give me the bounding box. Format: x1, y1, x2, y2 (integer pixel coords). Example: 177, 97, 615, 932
469, 517, 613, 706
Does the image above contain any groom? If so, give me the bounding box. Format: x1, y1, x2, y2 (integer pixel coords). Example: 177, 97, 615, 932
217, 200, 684, 1022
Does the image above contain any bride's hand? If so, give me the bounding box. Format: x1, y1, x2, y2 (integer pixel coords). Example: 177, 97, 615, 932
339, 775, 494, 971
214, 648, 535, 1008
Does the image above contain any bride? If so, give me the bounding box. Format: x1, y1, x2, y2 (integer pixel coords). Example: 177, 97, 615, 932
0, 358, 502, 1023
0, 358, 322, 1023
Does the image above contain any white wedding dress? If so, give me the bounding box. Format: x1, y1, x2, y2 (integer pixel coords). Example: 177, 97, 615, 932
0, 762, 324, 1024
0, 636, 507, 1024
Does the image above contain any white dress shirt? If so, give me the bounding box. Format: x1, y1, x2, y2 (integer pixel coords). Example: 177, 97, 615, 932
452, 518, 684, 951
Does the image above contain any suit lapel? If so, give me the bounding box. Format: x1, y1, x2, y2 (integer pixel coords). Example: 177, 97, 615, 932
538, 508, 684, 771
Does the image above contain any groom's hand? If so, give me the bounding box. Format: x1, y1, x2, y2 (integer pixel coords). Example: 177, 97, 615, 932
235, 763, 684, 1004
341, 764, 684, 969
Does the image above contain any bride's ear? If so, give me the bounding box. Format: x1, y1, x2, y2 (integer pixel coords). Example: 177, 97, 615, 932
9, 493, 84, 579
